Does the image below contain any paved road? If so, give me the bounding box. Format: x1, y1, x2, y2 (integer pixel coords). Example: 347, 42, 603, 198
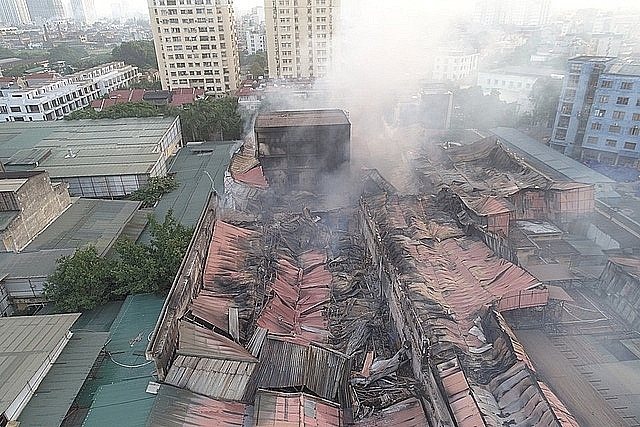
516, 330, 628, 427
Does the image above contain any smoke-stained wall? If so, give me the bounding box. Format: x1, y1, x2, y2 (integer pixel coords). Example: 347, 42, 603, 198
255, 109, 350, 193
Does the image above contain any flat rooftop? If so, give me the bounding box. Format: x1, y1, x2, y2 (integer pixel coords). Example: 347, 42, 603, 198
256, 109, 350, 128
0, 313, 80, 420
491, 127, 616, 186
0, 117, 178, 178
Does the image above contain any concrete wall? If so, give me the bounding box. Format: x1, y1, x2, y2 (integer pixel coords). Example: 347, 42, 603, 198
146, 193, 218, 380
0, 174, 70, 252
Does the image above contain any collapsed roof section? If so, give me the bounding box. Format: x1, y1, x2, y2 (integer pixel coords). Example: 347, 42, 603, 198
359, 174, 577, 426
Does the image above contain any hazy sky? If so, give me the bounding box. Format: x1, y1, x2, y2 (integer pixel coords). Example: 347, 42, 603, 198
105, 0, 640, 19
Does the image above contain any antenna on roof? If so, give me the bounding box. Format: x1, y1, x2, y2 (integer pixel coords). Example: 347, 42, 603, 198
64, 149, 76, 158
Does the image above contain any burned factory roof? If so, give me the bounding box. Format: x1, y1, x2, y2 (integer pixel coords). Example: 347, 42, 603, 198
147, 170, 578, 425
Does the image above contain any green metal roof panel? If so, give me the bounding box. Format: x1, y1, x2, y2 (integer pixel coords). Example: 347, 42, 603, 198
25, 198, 141, 256
0, 248, 75, 279
147, 142, 237, 237
0, 118, 178, 176
18, 331, 109, 427
81, 378, 156, 427
71, 300, 124, 333
0, 313, 81, 418
77, 294, 164, 426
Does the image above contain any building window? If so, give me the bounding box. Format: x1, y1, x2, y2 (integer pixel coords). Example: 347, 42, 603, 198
630, 126, 640, 136
609, 124, 621, 133
563, 89, 576, 101
624, 142, 637, 150
586, 136, 598, 145
633, 113, 640, 121
605, 139, 617, 147
558, 116, 570, 128
567, 74, 580, 87
601, 80, 613, 88
613, 111, 625, 119
598, 95, 609, 103
621, 82, 634, 90
616, 97, 630, 105
569, 63, 582, 73
594, 109, 606, 117
555, 129, 567, 141
561, 103, 573, 114
591, 122, 602, 131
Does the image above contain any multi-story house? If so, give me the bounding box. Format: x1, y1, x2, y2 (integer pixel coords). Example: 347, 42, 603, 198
478, 66, 563, 114
265, 0, 340, 79
147, 0, 241, 95
0, 62, 138, 121
432, 48, 479, 83
550, 56, 640, 167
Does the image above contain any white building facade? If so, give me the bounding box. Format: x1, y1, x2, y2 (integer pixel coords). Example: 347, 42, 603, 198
0, 62, 138, 122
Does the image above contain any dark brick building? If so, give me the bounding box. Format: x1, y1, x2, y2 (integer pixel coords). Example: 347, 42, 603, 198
255, 109, 351, 192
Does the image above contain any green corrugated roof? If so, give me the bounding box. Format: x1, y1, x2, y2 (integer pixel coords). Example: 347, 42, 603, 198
139, 141, 238, 243
0, 118, 178, 178
76, 294, 164, 425
71, 300, 124, 333
81, 378, 156, 427
25, 198, 141, 256
18, 331, 109, 427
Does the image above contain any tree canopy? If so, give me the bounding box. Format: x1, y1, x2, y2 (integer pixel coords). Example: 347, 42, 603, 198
43, 211, 194, 312
180, 96, 242, 141
65, 101, 178, 120
112, 40, 158, 70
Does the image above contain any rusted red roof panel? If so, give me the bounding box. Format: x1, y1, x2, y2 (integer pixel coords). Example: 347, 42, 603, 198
232, 166, 269, 188
353, 397, 428, 427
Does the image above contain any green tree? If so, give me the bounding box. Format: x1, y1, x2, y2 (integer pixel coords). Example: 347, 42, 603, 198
112, 238, 158, 295
48, 45, 89, 67
44, 212, 193, 312
43, 246, 116, 312
180, 97, 242, 142
129, 175, 179, 208
147, 211, 194, 293
112, 40, 158, 70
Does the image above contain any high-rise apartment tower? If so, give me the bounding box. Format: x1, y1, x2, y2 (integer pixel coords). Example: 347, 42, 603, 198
148, 0, 241, 94
265, 0, 340, 79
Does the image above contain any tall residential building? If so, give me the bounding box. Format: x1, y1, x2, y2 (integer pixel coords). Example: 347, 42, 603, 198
70, 0, 96, 25
474, 0, 550, 28
550, 56, 640, 167
147, 0, 241, 94
0, 0, 31, 26
265, 0, 340, 80
25, 0, 65, 22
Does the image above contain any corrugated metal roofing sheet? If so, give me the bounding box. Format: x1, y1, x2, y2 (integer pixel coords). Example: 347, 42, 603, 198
177, 320, 257, 362
492, 127, 615, 185
353, 398, 428, 427
146, 384, 252, 427
78, 294, 164, 424
233, 166, 269, 189
82, 378, 156, 427
165, 355, 256, 401
243, 338, 350, 405
253, 390, 342, 427
24, 198, 141, 256
17, 331, 108, 427
0, 313, 80, 419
